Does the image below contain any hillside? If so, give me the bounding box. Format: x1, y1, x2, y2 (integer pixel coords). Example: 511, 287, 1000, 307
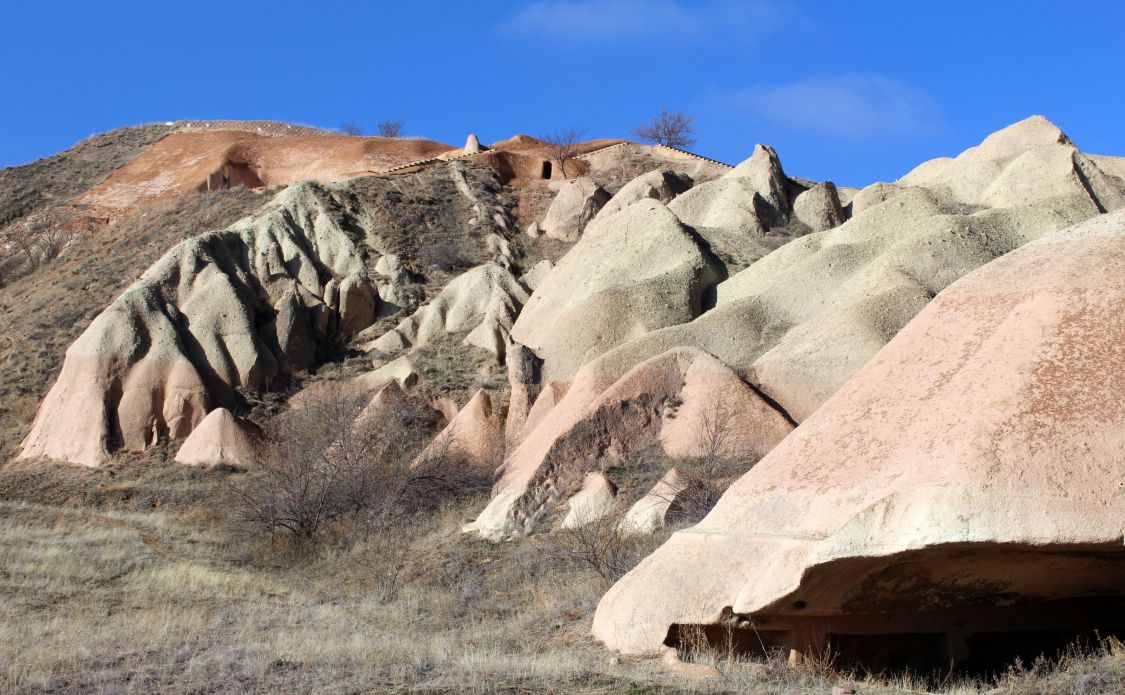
2, 118, 1124, 693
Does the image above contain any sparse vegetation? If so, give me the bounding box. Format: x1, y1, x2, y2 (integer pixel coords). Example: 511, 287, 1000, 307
542, 126, 588, 179
338, 121, 364, 136
634, 108, 696, 148
376, 120, 405, 138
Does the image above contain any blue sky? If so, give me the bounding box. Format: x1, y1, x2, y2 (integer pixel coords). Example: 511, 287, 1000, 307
2, 1, 1123, 186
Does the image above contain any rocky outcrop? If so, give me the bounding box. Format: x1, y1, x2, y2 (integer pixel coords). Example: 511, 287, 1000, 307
560, 471, 617, 528
669, 144, 790, 234
595, 169, 693, 220
504, 343, 542, 443
511, 200, 723, 382
361, 262, 529, 360
593, 209, 1125, 661
20, 182, 381, 467
174, 407, 259, 467
541, 177, 611, 241
792, 181, 846, 232
619, 468, 694, 534
564, 118, 1125, 423
416, 389, 503, 471
466, 347, 793, 540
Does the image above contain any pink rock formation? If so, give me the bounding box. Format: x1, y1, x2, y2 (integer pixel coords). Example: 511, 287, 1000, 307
174, 407, 260, 467
560, 471, 618, 528
619, 468, 694, 534
466, 347, 793, 539
592, 210, 1125, 664
417, 389, 503, 471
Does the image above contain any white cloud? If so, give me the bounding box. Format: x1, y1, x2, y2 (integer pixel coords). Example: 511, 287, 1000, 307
498, 0, 786, 43
721, 74, 945, 139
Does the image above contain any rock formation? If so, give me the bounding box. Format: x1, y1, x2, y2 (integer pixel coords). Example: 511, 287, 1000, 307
511, 200, 724, 382
361, 262, 529, 360
174, 407, 259, 467
416, 389, 503, 471
595, 169, 693, 220
466, 347, 793, 540
560, 471, 618, 529
619, 468, 694, 534
541, 177, 611, 241
592, 209, 1125, 667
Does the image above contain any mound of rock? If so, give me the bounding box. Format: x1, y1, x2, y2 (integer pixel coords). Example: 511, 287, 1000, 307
593, 209, 1125, 664
619, 468, 695, 534
541, 177, 611, 241
361, 262, 529, 360
466, 347, 793, 540
596, 169, 693, 220
511, 200, 724, 382
174, 407, 259, 467
565, 118, 1125, 423
416, 389, 503, 471
560, 471, 618, 529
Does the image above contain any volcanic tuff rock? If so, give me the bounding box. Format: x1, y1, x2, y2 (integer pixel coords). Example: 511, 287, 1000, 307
541, 176, 611, 241
619, 468, 694, 534
174, 407, 259, 467
593, 208, 1125, 656
595, 169, 694, 220
560, 471, 618, 529
20, 163, 512, 467
415, 389, 502, 471
558, 117, 1125, 424
511, 199, 724, 382
361, 262, 529, 360
466, 347, 793, 540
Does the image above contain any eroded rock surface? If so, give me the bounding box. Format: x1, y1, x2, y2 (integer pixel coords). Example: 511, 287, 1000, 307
593, 209, 1125, 657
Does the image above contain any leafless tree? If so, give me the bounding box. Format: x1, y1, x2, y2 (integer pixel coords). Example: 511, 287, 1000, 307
634, 108, 696, 149
339, 122, 364, 136
376, 120, 405, 138
542, 126, 588, 179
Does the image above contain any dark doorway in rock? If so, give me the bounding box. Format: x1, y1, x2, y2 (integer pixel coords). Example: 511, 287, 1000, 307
541, 161, 552, 179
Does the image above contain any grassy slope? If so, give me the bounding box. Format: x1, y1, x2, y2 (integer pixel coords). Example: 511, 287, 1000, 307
0, 125, 174, 227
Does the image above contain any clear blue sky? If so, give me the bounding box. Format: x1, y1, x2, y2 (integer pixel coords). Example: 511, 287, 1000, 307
2, 1, 1123, 186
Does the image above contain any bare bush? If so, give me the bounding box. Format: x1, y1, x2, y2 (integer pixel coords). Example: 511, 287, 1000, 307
34, 226, 75, 261
634, 108, 696, 148
376, 120, 405, 138
549, 507, 658, 586
227, 391, 486, 568
339, 122, 364, 136
542, 126, 588, 179
661, 398, 752, 523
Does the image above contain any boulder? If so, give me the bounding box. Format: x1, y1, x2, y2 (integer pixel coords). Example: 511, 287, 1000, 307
596, 169, 693, 220
466, 347, 793, 540
541, 177, 611, 241
792, 181, 846, 232
510, 199, 723, 382
560, 472, 617, 529
619, 468, 693, 534
525, 220, 541, 238
593, 209, 1125, 659
174, 407, 259, 467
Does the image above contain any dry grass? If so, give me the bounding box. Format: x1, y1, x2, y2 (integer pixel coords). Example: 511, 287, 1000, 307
2, 461, 1122, 694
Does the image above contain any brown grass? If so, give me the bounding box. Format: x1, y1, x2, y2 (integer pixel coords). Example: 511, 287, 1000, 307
1, 459, 1122, 694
